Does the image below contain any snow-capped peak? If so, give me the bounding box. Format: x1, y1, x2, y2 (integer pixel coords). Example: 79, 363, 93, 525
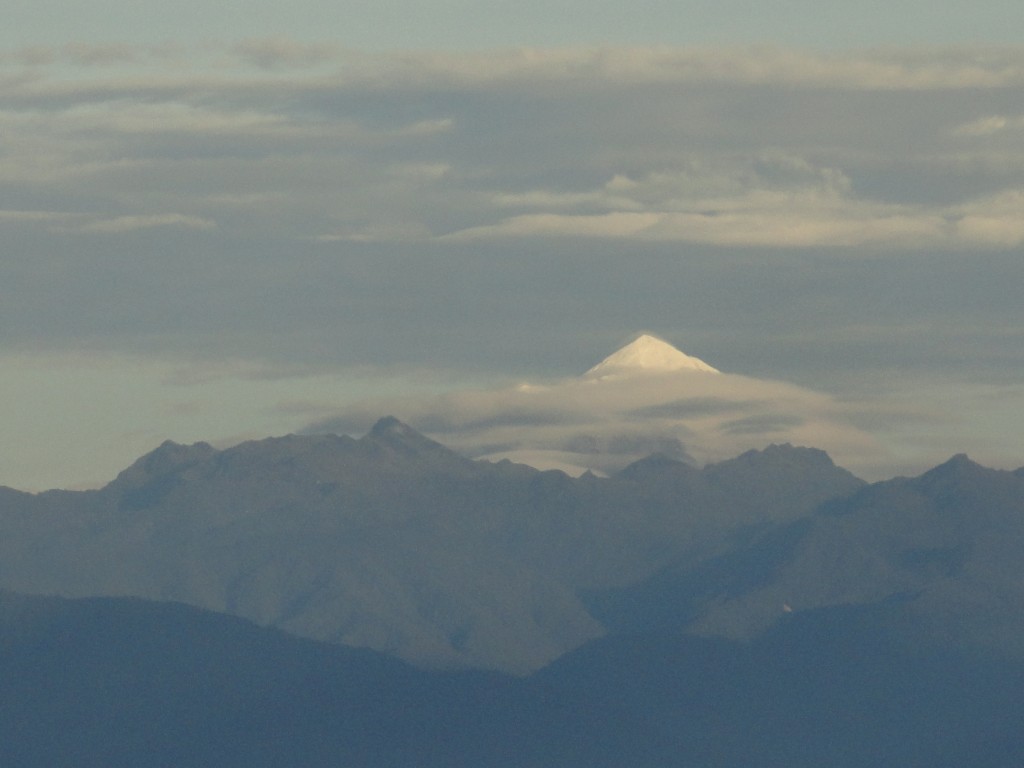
584, 334, 720, 378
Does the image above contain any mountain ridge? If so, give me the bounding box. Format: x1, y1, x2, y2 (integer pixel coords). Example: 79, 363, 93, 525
0, 417, 1019, 675
2, 417, 1022, 765
0, 417, 863, 672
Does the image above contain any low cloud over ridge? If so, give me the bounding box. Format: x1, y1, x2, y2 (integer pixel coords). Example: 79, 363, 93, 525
304, 336, 883, 478
3, 41, 1024, 490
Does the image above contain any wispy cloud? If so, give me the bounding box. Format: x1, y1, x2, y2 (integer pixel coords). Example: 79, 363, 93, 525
444, 192, 1024, 249
294, 46, 1024, 90
303, 364, 887, 478
952, 114, 1024, 137
0, 41, 1022, 490
231, 38, 341, 70
0, 209, 83, 223
82, 213, 216, 233
443, 154, 1024, 248
3, 43, 1024, 249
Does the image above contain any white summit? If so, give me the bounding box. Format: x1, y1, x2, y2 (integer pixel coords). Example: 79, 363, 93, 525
584, 334, 720, 378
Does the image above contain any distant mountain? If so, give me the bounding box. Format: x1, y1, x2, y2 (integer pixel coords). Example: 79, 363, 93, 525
584, 333, 720, 377
688, 453, 1024, 657
582, 448, 1024, 672
1, 417, 1022, 680
0, 418, 861, 673
4, 422, 1024, 765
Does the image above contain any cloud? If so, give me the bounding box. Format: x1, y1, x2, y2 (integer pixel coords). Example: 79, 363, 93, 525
82, 213, 216, 233
443, 190, 1024, 250
4, 43, 1024, 250
231, 38, 341, 70
628, 397, 754, 419
1, 41, 1023, 493
1, 42, 1023, 389
303, 364, 886, 479
0, 209, 83, 223
720, 413, 804, 435
301, 46, 1024, 91
7, 40, 1024, 89
443, 212, 662, 241
0, 42, 186, 69
950, 190, 1024, 246
438, 153, 1024, 249
442, 207, 961, 248
952, 115, 1024, 137
61, 43, 143, 67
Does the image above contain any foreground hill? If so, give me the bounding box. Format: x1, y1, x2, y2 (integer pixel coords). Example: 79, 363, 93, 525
2, 591, 1022, 768
0, 418, 863, 672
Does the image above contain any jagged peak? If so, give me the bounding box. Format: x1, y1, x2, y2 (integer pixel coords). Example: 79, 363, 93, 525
713, 443, 839, 469
616, 452, 697, 480
918, 453, 989, 484
748, 443, 835, 465
126, 439, 215, 474
936, 453, 975, 468
107, 439, 217, 491
368, 416, 421, 440
361, 416, 457, 458
704, 444, 864, 489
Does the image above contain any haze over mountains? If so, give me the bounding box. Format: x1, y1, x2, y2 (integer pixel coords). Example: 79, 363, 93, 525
4, 415, 1023, 667
305, 334, 885, 479
0, 415, 865, 673
2, 415, 1024, 764
2, 337, 1023, 764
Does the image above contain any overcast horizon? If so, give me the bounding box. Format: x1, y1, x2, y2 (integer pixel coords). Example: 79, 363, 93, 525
2, 3, 1023, 490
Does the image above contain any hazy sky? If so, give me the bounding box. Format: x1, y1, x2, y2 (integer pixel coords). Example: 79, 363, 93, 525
4, 0, 1022, 50
3, 3, 1024, 489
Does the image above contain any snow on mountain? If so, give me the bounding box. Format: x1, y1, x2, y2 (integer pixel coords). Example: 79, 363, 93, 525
584, 334, 720, 378
302, 331, 887, 480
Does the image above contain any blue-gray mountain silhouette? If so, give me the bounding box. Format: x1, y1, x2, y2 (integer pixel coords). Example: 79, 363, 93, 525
3, 418, 1024, 765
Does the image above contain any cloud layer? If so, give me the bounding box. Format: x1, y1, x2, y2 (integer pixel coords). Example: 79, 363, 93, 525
303, 354, 886, 480
2, 42, 1023, 489
4, 44, 1024, 249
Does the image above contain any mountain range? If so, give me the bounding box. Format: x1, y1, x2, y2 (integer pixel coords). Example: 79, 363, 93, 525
2, 416, 1023, 765
0, 416, 866, 673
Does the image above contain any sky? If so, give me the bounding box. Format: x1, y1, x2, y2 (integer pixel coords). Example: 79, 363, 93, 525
2, 2, 1024, 490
